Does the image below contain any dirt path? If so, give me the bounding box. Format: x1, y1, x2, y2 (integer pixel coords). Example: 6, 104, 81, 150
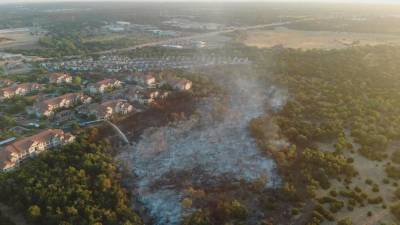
0, 203, 28, 225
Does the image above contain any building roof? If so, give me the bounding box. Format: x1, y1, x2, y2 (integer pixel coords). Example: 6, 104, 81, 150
0, 79, 13, 87
0, 82, 41, 94
101, 99, 127, 108
49, 72, 72, 81
0, 129, 67, 168
93, 78, 120, 87
34, 92, 87, 112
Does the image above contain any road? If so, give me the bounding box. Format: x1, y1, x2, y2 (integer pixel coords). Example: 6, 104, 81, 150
57, 18, 312, 60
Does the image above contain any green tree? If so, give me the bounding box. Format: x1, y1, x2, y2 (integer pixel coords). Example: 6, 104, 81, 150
337, 217, 352, 225
73, 76, 82, 85
27, 205, 41, 222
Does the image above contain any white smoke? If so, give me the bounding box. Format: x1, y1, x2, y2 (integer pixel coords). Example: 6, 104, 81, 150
119, 69, 287, 225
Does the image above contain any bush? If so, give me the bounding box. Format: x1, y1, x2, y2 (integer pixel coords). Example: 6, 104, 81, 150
383, 178, 390, 184
392, 150, 400, 164
368, 196, 383, 204
372, 184, 380, 192
315, 204, 334, 221
391, 202, 400, 220
329, 201, 344, 213
337, 217, 353, 225
386, 166, 400, 180
365, 179, 373, 185
292, 208, 300, 216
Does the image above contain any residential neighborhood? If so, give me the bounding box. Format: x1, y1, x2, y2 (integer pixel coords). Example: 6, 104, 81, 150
78, 99, 135, 120
0, 70, 193, 171
40, 55, 250, 73
88, 78, 122, 94
29, 92, 92, 117
0, 82, 42, 100
48, 72, 73, 84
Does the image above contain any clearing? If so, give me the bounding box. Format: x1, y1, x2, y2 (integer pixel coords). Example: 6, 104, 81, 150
242, 27, 400, 50
0, 28, 41, 49
317, 134, 399, 225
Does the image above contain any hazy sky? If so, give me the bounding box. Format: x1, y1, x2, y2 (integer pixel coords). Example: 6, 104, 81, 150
0, 0, 400, 3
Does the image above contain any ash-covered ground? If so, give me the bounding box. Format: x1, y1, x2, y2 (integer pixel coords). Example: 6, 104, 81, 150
118, 67, 287, 225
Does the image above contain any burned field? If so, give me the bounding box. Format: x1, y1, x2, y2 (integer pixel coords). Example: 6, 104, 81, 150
90, 91, 196, 149
112, 65, 291, 225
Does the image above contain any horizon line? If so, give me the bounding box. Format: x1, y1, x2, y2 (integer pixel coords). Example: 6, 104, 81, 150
1, 0, 400, 4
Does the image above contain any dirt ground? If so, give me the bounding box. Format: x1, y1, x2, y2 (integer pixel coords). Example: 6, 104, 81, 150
243, 27, 400, 50
0, 28, 41, 49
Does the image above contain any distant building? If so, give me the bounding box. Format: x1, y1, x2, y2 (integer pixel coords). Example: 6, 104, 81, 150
88, 79, 122, 94
165, 77, 192, 91
0, 79, 13, 88
126, 72, 156, 86
127, 87, 160, 105
0, 129, 75, 171
0, 83, 42, 100
116, 21, 131, 26
30, 92, 92, 117
78, 99, 134, 119
53, 110, 75, 124
49, 72, 73, 84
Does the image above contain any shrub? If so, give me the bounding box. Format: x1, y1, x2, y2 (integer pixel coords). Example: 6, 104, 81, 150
372, 185, 380, 192
315, 204, 334, 221
395, 188, 400, 200
337, 217, 353, 225
292, 208, 300, 216
392, 150, 400, 164
383, 178, 390, 184
368, 196, 383, 204
390, 202, 400, 220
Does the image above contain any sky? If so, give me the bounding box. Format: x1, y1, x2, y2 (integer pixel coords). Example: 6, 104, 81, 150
0, 0, 399, 3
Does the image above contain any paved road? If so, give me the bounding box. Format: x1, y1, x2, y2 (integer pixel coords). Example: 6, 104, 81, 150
57, 18, 312, 60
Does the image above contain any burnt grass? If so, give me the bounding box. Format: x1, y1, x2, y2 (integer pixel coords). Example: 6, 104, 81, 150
89, 91, 196, 146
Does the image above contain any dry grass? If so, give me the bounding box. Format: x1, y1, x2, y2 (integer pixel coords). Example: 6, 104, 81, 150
243, 27, 400, 50
316, 135, 400, 225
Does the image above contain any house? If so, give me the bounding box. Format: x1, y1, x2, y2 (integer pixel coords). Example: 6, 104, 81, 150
30, 92, 92, 117
127, 87, 160, 105
53, 110, 75, 124
0, 129, 75, 171
49, 72, 73, 84
0, 79, 13, 88
126, 72, 156, 86
0, 83, 42, 100
102, 88, 127, 101
165, 77, 192, 91
79, 99, 134, 119
88, 79, 122, 94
